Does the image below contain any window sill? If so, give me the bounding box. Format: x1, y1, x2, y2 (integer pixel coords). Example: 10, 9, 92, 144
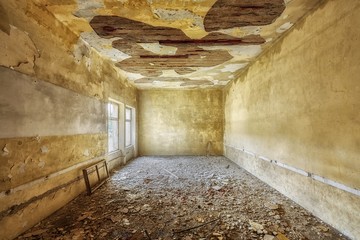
107, 150, 124, 157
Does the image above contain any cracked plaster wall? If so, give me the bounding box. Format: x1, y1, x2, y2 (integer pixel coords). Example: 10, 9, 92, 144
139, 89, 223, 156
0, 1, 138, 239
223, 0, 360, 238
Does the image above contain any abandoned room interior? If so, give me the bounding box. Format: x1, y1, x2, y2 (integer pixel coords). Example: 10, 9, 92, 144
0, 0, 359, 239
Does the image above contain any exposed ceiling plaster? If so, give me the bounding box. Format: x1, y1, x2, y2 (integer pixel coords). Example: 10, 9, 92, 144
44, 0, 323, 89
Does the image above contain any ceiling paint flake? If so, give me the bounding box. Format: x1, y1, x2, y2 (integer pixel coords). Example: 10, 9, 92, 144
42, 0, 323, 89
221, 64, 248, 73
151, 8, 204, 30
80, 32, 131, 61
199, 45, 262, 59
276, 22, 294, 33
138, 42, 178, 55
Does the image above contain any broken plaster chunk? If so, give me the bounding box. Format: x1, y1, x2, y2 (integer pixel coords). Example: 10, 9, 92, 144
265, 202, 279, 210
141, 204, 152, 212
119, 207, 129, 214
249, 220, 264, 232
264, 235, 276, 240
22, 229, 47, 238
110, 215, 122, 223
212, 232, 223, 239
269, 211, 276, 216
212, 185, 223, 191
317, 225, 329, 232
123, 218, 130, 225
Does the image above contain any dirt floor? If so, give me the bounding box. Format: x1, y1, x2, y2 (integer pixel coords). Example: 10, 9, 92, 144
17, 156, 349, 240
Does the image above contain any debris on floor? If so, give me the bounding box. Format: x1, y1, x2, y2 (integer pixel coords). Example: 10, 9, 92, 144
17, 156, 348, 240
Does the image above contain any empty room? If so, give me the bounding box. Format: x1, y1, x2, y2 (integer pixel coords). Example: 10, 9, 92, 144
0, 0, 359, 239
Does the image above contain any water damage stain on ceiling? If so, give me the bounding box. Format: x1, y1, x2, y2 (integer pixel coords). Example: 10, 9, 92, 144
44, 0, 322, 89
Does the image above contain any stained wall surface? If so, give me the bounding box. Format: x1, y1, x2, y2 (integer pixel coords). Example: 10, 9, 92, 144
223, 0, 360, 238
0, 1, 138, 239
139, 89, 223, 156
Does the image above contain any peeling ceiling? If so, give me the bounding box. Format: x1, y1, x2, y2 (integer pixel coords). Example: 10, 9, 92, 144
45, 0, 322, 89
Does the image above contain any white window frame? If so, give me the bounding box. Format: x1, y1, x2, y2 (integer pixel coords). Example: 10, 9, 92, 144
125, 106, 135, 148
107, 101, 120, 153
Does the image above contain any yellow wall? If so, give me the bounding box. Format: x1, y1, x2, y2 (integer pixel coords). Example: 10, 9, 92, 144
0, 1, 137, 239
139, 89, 223, 156
224, 0, 360, 238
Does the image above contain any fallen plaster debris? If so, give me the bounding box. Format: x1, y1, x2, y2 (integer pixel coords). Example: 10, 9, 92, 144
17, 156, 349, 240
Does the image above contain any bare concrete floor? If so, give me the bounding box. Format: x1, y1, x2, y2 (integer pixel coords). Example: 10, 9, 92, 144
17, 156, 348, 240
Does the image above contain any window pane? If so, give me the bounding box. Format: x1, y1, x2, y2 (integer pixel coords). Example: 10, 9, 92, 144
125, 121, 131, 147
108, 119, 119, 152
109, 103, 118, 118
126, 108, 131, 121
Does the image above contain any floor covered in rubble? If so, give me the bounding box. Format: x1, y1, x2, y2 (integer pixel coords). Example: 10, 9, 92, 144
17, 156, 348, 240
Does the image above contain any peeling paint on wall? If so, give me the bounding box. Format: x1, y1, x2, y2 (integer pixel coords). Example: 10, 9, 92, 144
40, 146, 49, 154
0, 2, 138, 239
0, 25, 39, 75
2, 144, 9, 156
0, 133, 107, 192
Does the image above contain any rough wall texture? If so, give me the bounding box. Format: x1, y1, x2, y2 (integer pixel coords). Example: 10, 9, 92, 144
139, 89, 223, 156
0, 1, 138, 239
0, 67, 106, 138
223, 0, 360, 238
